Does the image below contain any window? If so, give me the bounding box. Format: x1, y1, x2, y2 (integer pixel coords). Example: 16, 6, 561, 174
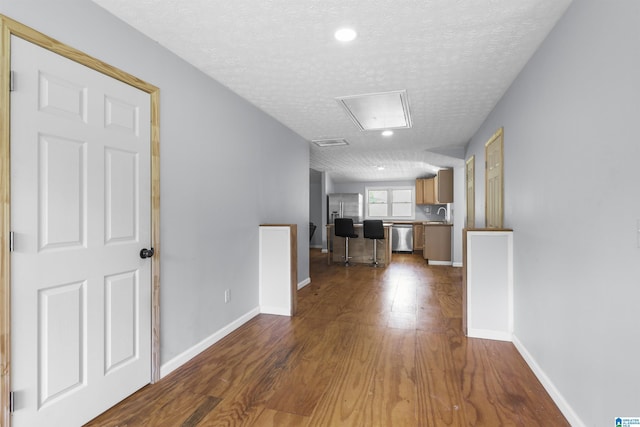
365, 186, 415, 220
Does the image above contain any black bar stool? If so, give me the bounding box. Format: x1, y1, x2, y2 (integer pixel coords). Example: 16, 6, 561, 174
334, 218, 358, 266
363, 220, 385, 267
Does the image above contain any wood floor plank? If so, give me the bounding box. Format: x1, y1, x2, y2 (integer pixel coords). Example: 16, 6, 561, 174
175, 315, 295, 398
87, 390, 219, 427
387, 310, 417, 329
334, 291, 391, 327
433, 281, 463, 319
193, 339, 300, 426
365, 328, 417, 426
448, 335, 518, 425
391, 279, 418, 314
181, 395, 223, 427
264, 318, 355, 416
461, 373, 521, 426
451, 337, 570, 426
416, 284, 447, 333
306, 324, 385, 426
251, 407, 310, 427
415, 331, 468, 426
479, 340, 570, 425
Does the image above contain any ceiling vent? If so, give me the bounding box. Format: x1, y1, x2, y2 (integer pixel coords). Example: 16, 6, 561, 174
336, 90, 412, 131
312, 138, 349, 147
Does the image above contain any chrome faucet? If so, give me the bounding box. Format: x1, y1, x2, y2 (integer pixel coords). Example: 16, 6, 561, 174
437, 206, 447, 220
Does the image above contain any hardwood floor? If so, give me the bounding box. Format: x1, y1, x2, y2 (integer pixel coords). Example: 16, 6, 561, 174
86, 249, 568, 426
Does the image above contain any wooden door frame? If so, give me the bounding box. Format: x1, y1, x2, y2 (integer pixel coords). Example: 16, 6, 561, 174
466, 155, 475, 228
484, 127, 504, 228
0, 15, 161, 426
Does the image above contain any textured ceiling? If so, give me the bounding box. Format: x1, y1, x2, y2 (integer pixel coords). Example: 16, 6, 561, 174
92, 0, 572, 182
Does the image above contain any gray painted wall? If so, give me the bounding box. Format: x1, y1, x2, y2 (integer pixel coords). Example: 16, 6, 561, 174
2, 0, 310, 365
465, 0, 640, 424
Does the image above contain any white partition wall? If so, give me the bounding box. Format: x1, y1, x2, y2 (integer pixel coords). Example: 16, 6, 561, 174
463, 230, 513, 341
259, 225, 298, 316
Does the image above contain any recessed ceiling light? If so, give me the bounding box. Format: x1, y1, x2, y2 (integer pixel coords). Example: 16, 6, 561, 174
334, 28, 357, 42
377, 166, 385, 171
381, 130, 394, 137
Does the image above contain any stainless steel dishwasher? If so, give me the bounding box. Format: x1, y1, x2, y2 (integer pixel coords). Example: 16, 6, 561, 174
391, 224, 413, 253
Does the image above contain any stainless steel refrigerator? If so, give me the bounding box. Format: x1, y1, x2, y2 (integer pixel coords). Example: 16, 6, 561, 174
327, 193, 363, 224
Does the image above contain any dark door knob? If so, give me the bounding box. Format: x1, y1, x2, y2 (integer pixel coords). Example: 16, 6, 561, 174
140, 248, 155, 259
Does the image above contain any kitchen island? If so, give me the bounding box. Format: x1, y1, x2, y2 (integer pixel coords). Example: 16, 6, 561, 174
326, 223, 393, 265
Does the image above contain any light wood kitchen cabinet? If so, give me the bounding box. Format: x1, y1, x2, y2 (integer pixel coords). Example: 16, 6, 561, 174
415, 179, 424, 204
413, 224, 424, 251
423, 178, 436, 204
415, 177, 436, 204
423, 224, 452, 264
436, 168, 453, 203
415, 169, 452, 205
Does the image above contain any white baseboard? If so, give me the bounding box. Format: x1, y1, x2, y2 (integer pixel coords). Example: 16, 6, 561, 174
321, 248, 328, 253
512, 334, 585, 427
260, 305, 291, 316
467, 328, 512, 342
452, 261, 463, 268
298, 277, 311, 290
428, 260, 453, 266
309, 244, 323, 249
160, 307, 261, 378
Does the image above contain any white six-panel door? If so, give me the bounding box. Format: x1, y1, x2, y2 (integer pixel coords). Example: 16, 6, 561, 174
10, 35, 151, 426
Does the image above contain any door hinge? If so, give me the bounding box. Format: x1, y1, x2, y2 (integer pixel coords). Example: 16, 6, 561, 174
9, 231, 14, 252
9, 70, 15, 92
9, 391, 15, 413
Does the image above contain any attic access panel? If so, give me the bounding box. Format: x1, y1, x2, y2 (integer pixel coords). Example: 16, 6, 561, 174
336, 90, 412, 131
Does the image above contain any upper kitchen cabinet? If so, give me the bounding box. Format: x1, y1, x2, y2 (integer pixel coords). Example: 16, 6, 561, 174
415, 169, 453, 204
424, 178, 436, 204
415, 178, 425, 204
415, 177, 436, 204
435, 169, 453, 203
